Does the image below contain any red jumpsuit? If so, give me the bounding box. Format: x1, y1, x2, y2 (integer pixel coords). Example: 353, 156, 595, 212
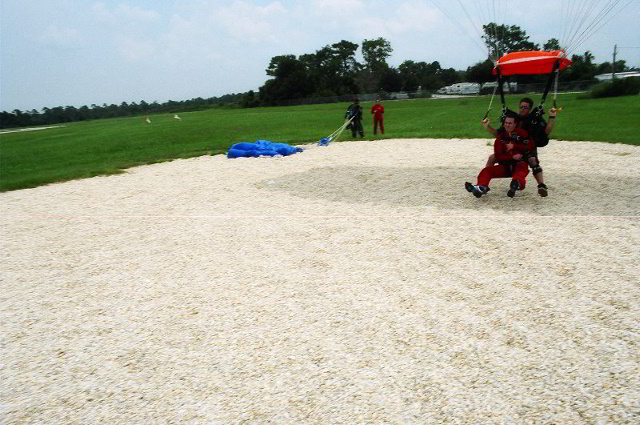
477, 127, 534, 189
371, 103, 384, 134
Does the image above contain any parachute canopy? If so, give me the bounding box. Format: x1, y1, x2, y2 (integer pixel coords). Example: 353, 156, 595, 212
493, 50, 572, 76
227, 140, 303, 158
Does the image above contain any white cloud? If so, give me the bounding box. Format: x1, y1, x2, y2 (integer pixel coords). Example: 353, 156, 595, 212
39, 25, 82, 46
115, 4, 161, 23
91, 2, 160, 26
214, 1, 289, 43
91, 2, 115, 23
391, 2, 441, 33
118, 37, 155, 61
312, 0, 365, 17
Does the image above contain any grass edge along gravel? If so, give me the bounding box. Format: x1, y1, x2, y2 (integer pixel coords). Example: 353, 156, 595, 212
1, 93, 638, 192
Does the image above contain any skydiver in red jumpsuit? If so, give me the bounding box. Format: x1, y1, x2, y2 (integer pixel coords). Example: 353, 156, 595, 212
465, 113, 535, 198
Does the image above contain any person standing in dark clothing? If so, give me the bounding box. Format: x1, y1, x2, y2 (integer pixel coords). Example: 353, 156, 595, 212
345, 98, 364, 138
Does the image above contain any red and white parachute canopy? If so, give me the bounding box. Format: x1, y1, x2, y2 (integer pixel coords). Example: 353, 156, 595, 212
493, 50, 572, 76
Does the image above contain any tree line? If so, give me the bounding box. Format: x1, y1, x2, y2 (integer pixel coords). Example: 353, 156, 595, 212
250, 37, 461, 107
0, 93, 245, 129
1, 23, 632, 129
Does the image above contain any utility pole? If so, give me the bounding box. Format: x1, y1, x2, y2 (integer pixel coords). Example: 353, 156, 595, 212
612, 44, 617, 80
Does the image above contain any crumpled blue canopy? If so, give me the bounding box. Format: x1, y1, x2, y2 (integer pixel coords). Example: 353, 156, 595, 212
227, 140, 303, 158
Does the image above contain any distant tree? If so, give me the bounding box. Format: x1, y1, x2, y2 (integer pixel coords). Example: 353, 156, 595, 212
439, 68, 461, 86
466, 59, 495, 83
78, 105, 91, 121
402, 73, 420, 92
398, 60, 420, 91
65, 105, 79, 121
565, 51, 597, 81
482, 23, 539, 58
266, 55, 297, 78
241, 90, 260, 108
596, 60, 628, 75
379, 68, 403, 92
0, 111, 18, 127
356, 37, 393, 93
331, 40, 360, 77
362, 37, 392, 73
543, 38, 561, 50
299, 40, 359, 96
398, 60, 447, 91
260, 54, 313, 104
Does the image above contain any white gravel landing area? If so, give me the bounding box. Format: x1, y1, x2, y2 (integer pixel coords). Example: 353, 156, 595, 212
1, 138, 639, 424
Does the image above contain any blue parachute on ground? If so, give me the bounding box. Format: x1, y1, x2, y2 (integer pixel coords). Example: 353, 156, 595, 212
227, 140, 303, 158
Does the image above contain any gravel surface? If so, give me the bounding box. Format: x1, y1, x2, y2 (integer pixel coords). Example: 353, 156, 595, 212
2, 138, 638, 424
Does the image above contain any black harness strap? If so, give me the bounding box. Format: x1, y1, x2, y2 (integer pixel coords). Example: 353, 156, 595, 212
535, 59, 560, 115
496, 66, 507, 117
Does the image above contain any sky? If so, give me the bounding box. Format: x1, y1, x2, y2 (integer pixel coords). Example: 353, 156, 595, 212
1, 0, 639, 112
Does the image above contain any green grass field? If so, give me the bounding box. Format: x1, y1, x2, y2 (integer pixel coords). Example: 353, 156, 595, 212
1, 93, 638, 192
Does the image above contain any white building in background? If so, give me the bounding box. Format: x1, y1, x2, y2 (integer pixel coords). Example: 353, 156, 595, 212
481, 81, 518, 93
436, 82, 481, 95
594, 71, 640, 81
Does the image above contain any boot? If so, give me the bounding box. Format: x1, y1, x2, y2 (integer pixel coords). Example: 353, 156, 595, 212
507, 180, 520, 198
538, 183, 548, 197
465, 182, 488, 198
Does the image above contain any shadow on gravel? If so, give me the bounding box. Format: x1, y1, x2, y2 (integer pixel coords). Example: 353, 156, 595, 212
257, 166, 640, 216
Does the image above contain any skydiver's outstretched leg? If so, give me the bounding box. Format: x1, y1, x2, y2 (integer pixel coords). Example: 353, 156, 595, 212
528, 154, 548, 197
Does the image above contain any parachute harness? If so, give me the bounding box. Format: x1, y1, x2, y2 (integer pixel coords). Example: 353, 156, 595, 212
490, 54, 567, 125
531, 59, 561, 127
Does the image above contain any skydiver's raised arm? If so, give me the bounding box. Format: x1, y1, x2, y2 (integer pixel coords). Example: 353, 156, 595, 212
482, 118, 498, 137
545, 107, 557, 135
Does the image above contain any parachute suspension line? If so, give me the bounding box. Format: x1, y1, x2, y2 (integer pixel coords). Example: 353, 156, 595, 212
567, 0, 634, 55
431, 0, 500, 59
328, 116, 354, 142
559, 0, 567, 48
477, 0, 505, 60
553, 68, 560, 109
482, 0, 505, 119
320, 116, 354, 145
565, 0, 612, 51
562, 0, 587, 50
428, 0, 488, 55
483, 84, 498, 120
562, 0, 633, 55
538, 60, 561, 115
562, 0, 592, 50
454, 0, 489, 56
491, 0, 504, 59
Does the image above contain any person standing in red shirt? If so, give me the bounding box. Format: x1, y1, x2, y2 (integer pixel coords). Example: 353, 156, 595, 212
371, 98, 384, 135
465, 113, 535, 198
